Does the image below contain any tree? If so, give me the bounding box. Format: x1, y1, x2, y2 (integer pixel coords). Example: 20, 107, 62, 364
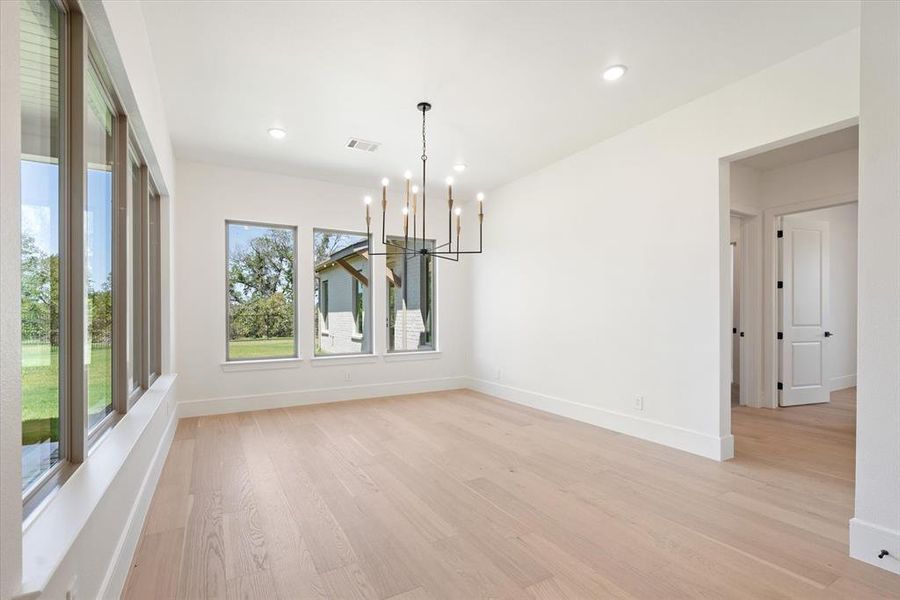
21, 234, 60, 345
229, 229, 294, 304
88, 274, 112, 345
229, 230, 295, 339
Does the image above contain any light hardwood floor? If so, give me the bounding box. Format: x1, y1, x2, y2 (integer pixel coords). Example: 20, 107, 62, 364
124, 387, 899, 599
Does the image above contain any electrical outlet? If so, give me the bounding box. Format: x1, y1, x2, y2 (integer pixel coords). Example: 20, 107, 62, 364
344, 370, 351, 382
634, 395, 644, 411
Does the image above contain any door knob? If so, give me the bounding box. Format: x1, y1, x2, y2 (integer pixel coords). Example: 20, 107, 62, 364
824, 331, 834, 337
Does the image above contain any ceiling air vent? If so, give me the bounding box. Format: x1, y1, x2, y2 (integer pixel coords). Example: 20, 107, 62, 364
346, 138, 380, 152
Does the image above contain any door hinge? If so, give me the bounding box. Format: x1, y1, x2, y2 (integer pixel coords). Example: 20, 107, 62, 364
777, 382, 783, 391
732, 327, 737, 334
777, 280, 783, 289
777, 229, 784, 238
777, 331, 783, 340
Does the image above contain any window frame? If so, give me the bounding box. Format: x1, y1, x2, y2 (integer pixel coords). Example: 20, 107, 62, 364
312, 228, 372, 358
147, 178, 162, 384
122, 141, 146, 409
385, 236, 437, 353
20, 0, 71, 515
224, 219, 299, 362
83, 43, 121, 443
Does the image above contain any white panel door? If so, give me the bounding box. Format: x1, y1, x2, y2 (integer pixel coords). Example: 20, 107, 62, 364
780, 218, 830, 406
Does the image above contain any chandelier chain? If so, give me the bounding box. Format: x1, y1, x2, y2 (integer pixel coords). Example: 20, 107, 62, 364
421, 108, 427, 163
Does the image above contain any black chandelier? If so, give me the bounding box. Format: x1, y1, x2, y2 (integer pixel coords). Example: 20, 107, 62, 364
364, 102, 484, 262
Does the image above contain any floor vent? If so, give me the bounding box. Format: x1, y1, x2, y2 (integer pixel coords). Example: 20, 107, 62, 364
346, 138, 380, 152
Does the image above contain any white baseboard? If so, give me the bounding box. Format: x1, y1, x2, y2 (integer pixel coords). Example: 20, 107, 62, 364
98, 408, 178, 598
829, 374, 857, 391
849, 518, 900, 575
178, 376, 469, 418
466, 378, 732, 461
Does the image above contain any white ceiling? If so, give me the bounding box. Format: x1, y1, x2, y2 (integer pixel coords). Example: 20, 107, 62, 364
141, 1, 859, 198
735, 125, 859, 171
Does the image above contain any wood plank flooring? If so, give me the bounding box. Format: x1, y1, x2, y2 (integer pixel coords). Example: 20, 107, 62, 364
124, 387, 900, 599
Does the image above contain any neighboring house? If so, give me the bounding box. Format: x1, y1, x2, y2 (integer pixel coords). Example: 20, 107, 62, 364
386, 240, 434, 352
314, 239, 434, 354
315, 240, 370, 355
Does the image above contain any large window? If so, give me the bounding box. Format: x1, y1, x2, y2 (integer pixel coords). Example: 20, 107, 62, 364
386, 237, 435, 352
84, 59, 115, 431
19, 2, 166, 508
226, 222, 297, 360
313, 230, 371, 356
20, 0, 64, 492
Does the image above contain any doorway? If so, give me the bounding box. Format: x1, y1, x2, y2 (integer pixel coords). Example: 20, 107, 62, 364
719, 121, 859, 461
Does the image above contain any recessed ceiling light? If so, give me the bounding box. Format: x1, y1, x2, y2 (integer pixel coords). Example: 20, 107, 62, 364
268, 128, 287, 139
602, 64, 627, 82
453, 163, 467, 173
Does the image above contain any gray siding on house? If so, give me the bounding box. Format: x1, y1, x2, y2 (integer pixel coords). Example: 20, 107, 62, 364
316, 253, 369, 355
386, 242, 433, 351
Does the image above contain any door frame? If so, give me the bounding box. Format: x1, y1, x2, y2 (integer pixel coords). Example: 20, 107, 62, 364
763, 194, 857, 408
717, 117, 858, 460
729, 207, 763, 409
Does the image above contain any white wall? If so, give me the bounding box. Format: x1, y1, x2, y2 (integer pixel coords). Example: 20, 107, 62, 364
758, 148, 858, 210
174, 161, 470, 415
851, 0, 900, 575
469, 30, 860, 460
0, 2, 23, 597
784, 204, 858, 390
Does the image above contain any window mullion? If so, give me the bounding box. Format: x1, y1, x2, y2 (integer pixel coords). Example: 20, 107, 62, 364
113, 114, 128, 413
66, 10, 87, 464
138, 165, 149, 390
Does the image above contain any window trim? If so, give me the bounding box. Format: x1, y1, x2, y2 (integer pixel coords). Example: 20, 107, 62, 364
312, 228, 373, 358
224, 219, 299, 362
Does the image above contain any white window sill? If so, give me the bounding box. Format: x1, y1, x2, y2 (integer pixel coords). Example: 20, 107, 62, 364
21, 374, 178, 597
311, 354, 379, 366
383, 350, 442, 362
220, 357, 303, 372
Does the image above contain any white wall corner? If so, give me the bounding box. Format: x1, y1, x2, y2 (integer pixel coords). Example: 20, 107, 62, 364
849, 518, 900, 575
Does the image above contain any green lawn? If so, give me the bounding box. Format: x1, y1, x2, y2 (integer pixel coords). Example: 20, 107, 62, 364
229, 337, 295, 360
22, 342, 112, 445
